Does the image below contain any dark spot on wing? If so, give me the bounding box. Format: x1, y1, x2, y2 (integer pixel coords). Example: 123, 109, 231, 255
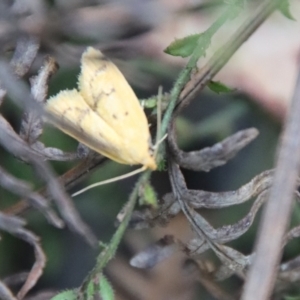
60, 107, 90, 132
95, 63, 108, 74
99, 57, 110, 62
125, 111, 129, 116
90, 87, 115, 112
61, 107, 73, 116
76, 108, 90, 132
105, 87, 115, 96
98, 131, 104, 138
91, 94, 102, 111
112, 114, 117, 119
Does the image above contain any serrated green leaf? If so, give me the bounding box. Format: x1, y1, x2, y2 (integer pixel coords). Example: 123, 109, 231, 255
207, 81, 234, 94
99, 276, 114, 300
139, 182, 158, 208
164, 33, 210, 58
224, 0, 245, 20
142, 97, 157, 109
278, 0, 296, 21
51, 289, 77, 300
86, 280, 95, 300
158, 158, 167, 171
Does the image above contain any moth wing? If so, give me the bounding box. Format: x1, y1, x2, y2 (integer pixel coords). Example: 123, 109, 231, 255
46, 89, 132, 164
78, 47, 156, 169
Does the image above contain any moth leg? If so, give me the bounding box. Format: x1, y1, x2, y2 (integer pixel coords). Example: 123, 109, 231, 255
155, 86, 163, 146
72, 166, 147, 197
152, 86, 167, 158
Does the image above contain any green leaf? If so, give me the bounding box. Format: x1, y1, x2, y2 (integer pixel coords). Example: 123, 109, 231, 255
278, 0, 296, 21
164, 33, 210, 58
99, 276, 115, 300
223, 0, 245, 20
158, 158, 167, 171
86, 280, 95, 300
207, 81, 234, 94
51, 289, 77, 300
139, 182, 158, 208
141, 97, 157, 109
84, 274, 114, 300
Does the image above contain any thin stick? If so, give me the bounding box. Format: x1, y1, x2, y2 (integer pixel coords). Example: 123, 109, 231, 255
241, 68, 300, 299
156, 86, 163, 144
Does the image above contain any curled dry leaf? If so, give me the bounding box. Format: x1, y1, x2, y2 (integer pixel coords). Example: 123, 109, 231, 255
20, 56, 58, 145
130, 160, 274, 231
17, 240, 45, 300
168, 125, 259, 172
275, 224, 300, 287
163, 169, 273, 210
130, 183, 262, 275
284, 223, 300, 246
168, 159, 239, 270
212, 245, 251, 281
164, 159, 270, 277
0, 212, 45, 299
0, 165, 63, 228
30, 141, 78, 161
10, 35, 40, 78
15, 53, 79, 161
187, 190, 267, 256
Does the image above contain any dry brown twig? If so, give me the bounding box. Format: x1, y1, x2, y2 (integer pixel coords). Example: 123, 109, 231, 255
0, 212, 45, 300
242, 65, 300, 300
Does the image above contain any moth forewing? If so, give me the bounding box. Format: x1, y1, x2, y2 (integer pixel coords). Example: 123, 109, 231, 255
46, 90, 124, 163
46, 47, 157, 170
79, 48, 149, 138
78, 47, 156, 169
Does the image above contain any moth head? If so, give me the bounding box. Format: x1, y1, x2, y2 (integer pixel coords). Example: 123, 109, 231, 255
142, 154, 157, 170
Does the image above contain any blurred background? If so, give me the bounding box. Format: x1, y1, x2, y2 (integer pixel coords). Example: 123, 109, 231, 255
0, 0, 300, 299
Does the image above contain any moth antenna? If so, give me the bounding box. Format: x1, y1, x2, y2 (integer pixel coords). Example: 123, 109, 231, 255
72, 166, 147, 197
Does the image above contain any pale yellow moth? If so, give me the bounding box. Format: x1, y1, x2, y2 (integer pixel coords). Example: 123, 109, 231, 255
46, 47, 157, 188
